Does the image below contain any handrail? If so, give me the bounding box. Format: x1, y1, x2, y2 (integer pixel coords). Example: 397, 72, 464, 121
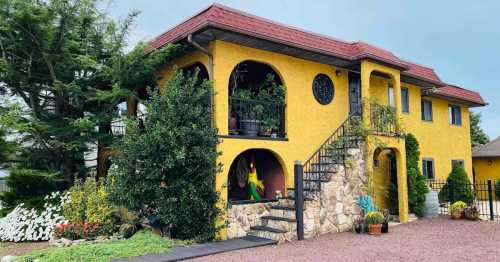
302, 111, 359, 167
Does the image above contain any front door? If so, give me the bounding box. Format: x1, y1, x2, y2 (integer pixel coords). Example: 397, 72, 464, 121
348, 72, 362, 115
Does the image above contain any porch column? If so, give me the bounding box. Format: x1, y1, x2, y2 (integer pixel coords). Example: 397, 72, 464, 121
392, 74, 402, 122
396, 149, 409, 223
360, 62, 372, 127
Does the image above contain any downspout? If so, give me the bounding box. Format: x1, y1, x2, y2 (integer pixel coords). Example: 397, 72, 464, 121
188, 34, 215, 127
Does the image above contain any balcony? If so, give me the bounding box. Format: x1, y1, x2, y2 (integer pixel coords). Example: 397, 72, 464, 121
110, 114, 146, 137
369, 102, 401, 136
228, 97, 285, 139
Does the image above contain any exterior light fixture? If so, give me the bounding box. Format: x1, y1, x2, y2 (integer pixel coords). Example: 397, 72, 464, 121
335, 70, 342, 77
488, 160, 493, 166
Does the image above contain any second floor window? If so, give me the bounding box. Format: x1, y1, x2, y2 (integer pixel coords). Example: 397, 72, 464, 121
388, 84, 395, 107
401, 87, 409, 113
449, 105, 462, 125
421, 99, 433, 121
422, 159, 435, 180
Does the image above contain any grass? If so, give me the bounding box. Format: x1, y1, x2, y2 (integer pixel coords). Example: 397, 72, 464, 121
18, 230, 186, 262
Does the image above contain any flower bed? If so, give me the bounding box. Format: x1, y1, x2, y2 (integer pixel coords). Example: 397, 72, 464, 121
0, 192, 69, 242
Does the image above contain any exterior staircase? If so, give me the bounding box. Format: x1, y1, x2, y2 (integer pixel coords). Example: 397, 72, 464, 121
248, 114, 362, 242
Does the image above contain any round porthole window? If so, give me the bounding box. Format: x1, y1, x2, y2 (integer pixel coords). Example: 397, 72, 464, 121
312, 74, 334, 105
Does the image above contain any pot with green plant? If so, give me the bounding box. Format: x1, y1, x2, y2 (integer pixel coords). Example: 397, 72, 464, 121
450, 201, 467, 219
240, 104, 264, 136
365, 211, 385, 235
260, 117, 279, 137
353, 216, 367, 234
381, 209, 390, 233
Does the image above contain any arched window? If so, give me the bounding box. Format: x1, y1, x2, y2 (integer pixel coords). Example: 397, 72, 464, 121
228, 61, 286, 138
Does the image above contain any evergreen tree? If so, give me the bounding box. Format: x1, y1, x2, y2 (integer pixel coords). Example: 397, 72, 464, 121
405, 133, 429, 217
470, 112, 489, 147
108, 70, 220, 241
439, 163, 474, 205
0, 0, 184, 180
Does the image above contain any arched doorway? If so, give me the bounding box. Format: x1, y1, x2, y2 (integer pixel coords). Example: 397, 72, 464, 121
228, 60, 286, 138
228, 149, 286, 202
372, 147, 399, 215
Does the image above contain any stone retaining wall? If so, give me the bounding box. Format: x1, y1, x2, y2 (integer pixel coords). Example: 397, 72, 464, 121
304, 148, 366, 238
227, 202, 272, 239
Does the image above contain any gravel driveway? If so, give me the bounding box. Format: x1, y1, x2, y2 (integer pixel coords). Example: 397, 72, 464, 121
191, 216, 500, 262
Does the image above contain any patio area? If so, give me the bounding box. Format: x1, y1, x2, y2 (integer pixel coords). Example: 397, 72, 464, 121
191, 216, 500, 262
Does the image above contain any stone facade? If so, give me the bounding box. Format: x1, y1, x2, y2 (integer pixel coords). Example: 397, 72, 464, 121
227, 202, 272, 239
303, 148, 366, 238
227, 147, 366, 241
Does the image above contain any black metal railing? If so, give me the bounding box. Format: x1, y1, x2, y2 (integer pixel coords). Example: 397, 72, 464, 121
301, 112, 362, 199
110, 114, 146, 136
228, 97, 285, 138
428, 179, 499, 221
370, 103, 399, 136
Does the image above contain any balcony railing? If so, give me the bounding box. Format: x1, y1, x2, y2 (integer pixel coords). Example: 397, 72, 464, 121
229, 97, 285, 138
370, 103, 400, 136
110, 114, 146, 136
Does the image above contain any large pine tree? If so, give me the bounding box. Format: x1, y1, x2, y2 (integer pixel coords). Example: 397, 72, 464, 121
0, 0, 183, 180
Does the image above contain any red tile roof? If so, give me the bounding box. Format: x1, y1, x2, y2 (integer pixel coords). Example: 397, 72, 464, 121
403, 61, 442, 84
432, 85, 487, 106
147, 3, 486, 106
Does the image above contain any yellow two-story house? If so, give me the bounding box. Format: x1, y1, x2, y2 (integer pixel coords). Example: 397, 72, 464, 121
129, 4, 486, 241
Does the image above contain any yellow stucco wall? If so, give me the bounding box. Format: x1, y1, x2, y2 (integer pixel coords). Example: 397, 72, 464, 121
156, 42, 474, 233
367, 72, 473, 181
212, 40, 350, 198
473, 157, 500, 182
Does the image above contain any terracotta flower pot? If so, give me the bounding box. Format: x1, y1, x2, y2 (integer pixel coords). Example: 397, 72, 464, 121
368, 224, 382, 235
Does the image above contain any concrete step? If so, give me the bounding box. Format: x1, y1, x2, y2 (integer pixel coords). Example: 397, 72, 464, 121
247, 229, 289, 242
260, 216, 297, 232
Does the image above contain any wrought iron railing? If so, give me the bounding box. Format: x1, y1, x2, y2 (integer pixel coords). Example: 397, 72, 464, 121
110, 114, 146, 136
370, 103, 399, 136
228, 97, 285, 138
428, 179, 499, 221
301, 112, 362, 199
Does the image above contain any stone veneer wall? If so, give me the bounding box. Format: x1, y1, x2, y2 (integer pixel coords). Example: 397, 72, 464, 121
304, 148, 366, 238
226, 147, 366, 240
227, 202, 272, 239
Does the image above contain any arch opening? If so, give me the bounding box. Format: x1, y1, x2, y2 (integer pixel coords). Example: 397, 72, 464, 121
228, 60, 286, 138
368, 70, 398, 135
372, 147, 399, 215
228, 149, 286, 202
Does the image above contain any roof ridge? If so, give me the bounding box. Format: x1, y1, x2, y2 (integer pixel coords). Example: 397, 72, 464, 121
211, 3, 355, 47
148, 3, 215, 44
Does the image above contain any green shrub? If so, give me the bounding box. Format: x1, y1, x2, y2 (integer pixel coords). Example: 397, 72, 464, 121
108, 70, 220, 241
0, 168, 58, 212
450, 201, 467, 217
405, 134, 429, 217
438, 164, 474, 204
365, 211, 384, 225
63, 177, 116, 235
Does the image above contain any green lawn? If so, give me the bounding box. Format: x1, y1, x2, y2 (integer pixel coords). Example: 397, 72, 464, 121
18, 230, 186, 262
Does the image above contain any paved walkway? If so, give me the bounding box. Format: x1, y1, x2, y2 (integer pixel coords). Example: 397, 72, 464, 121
114, 236, 276, 262
190, 216, 500, 262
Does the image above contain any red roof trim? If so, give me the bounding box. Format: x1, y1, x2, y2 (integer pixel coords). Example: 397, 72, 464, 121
147, 3, 486, 107
430, 85, 487, 106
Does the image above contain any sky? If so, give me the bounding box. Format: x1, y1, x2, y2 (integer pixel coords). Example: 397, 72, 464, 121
107, 0, 500, 139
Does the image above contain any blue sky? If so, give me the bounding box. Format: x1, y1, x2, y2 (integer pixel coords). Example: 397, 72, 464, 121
108, 0, 500, 139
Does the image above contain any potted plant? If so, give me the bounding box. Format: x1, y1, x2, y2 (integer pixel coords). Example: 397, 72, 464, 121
240, 104, 264, 136
381, 209, 390, 233
260, 117, 279, 137
464, 205, 480, 221
353, 216, 367, 234
365, 211, 385, 235
450, 201, 467, 219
